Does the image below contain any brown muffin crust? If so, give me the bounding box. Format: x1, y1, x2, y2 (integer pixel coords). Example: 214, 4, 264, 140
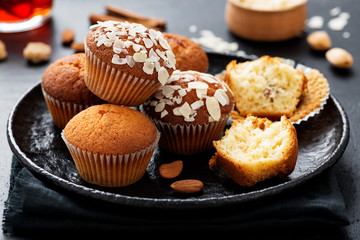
63, 104, 158, 155
142, 70, 234, 125
41, 53, 103, 104
163, 33, 209, 72
86, 21, 176, 84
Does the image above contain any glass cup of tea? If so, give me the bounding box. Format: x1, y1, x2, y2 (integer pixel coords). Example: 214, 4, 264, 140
0, 0, 53, 33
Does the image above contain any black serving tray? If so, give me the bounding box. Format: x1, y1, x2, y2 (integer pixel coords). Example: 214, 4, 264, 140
7, 52, 349, 209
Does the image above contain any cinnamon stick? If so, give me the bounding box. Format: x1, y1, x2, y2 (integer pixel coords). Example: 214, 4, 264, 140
89, 13, 163, 31
105, 5, 166, 29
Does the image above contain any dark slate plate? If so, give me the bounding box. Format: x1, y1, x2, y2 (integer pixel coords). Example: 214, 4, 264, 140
7, 53, 349, 209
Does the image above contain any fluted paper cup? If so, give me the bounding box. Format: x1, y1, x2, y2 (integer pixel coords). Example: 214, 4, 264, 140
140, 106, 230, 155
42, 87, 91, 129
84, 44, 161, 106
62, 131, 160, 187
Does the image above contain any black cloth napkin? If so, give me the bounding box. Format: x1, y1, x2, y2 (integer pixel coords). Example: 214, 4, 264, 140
3, 156, 349, 239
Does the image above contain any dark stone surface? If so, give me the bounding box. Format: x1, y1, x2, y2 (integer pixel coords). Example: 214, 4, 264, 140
1, 0, 359, 238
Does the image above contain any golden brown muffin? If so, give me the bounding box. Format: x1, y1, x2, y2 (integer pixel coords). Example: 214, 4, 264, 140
141, 70, 234, 155
163, 33, 209, 72
41, 53, 104, 129
210, 115, 298, 187
225, 56, 306, 120
62, 104, 160, 187
85, 21, 176, 106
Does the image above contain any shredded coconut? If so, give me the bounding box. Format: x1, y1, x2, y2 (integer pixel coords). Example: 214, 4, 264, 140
307, 16, 324, 29
192, 30, 238, 53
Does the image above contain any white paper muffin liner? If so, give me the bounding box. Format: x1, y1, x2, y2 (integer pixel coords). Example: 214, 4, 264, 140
61, 130, 160, 187
292, 62, 330, 125
140, 105, 231, 155
42, 87, 91, 129
218, 54, 330, 125
84, 44, 161, 106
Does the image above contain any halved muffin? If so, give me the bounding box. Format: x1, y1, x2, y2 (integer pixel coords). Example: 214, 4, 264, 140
225, 56, 306, 120
209, 115, 298, 187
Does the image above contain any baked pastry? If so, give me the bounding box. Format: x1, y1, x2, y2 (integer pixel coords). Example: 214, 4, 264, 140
209, 115, 298, 187
163, 33, 208, 72
62, 104, 160, 187
41, 53, 104, 129
141, 70, 234, 155
225, 56, 306, 120
84, 20, 176, 106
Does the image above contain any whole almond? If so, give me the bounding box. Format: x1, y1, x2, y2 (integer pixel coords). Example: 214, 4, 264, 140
159, 160, 183, 179
307, 31, 331, 51
62, 28, 75, 44
71, 42, 85, 53
326, 47, 353, 68
170, 179, 204, 194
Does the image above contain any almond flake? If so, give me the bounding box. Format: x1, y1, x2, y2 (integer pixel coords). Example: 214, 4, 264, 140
196, 88, 207, 99
126, 55, 135, 67
160, 85, 175, 97
158, 67, 169, 85
149, 29, 158, 45
132, 44, 142, 52
161, 110, 168, 118
155, 62, 160, 72
113, 39, 125, 53
166, 50, 176, 68
155, 102, 165, 112
178, 89, 187, 97
111, 55, 127, 65
201, 74, 218, 84
143, 61, 155, 74
133, 24, 147, 33
133, 52, 147, 62
214, 89, 229, 106
159, 37, 170, 50
188, 81, 209, 89
149, 48, 159, 59
206, 97, 221, 121
143, 38, 154, 48
179, 102, 192, 119
123, 40, 133, 48
173, 107, 182, 116
156, 49, 166, 60
191, 100, 204, 110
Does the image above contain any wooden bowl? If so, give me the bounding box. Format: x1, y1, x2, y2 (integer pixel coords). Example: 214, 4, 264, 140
225, 0, 308, 42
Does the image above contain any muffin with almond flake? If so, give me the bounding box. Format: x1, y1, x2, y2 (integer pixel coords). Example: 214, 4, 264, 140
85, 20, 176, 106
141, 70, 234, 155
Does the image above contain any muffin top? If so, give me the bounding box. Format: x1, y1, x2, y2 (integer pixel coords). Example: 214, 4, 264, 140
142, 70, 235, 125
42, 53, 103, 105
63, 104, 159, 155
163, 33, 209, 73
86, 21, 176, 85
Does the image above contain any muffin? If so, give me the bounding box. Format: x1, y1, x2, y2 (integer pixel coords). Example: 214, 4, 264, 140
210, 115, 298, 187
41, 53, 104, 129
85, 20, 176, 106
224, 56, 307, 120
62, 104, 160, 187
163, 33, 209, 72
141, 70, 234, 155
